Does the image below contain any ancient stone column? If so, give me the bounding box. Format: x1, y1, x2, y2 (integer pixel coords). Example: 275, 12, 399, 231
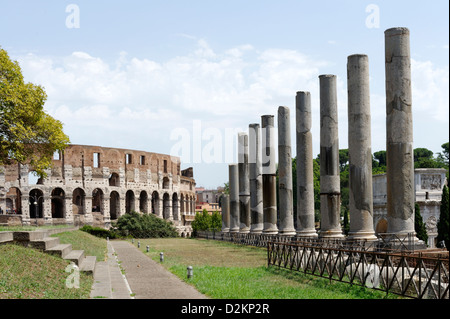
385, 27, 416, 238
221, 194, 230, 233
249, 123, 263, 234
296, 91, 318, 238
347, 54, 377, 241
319, 74, 344, 239
238, 132, 251, 233
229, 164, 240, 233
261, 115, 278, 235
277, 106, 296, 236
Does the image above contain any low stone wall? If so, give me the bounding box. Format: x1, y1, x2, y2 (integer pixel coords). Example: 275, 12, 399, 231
0, 215, 22, 227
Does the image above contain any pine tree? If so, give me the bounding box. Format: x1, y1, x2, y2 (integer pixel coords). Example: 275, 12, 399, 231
437, 185, 449, 249
414, 203, 428, 245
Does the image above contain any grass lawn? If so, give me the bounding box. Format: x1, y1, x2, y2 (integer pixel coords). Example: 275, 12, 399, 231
131, 237, 396, 299
0, 243, 93, 299
51, 230, 108, 261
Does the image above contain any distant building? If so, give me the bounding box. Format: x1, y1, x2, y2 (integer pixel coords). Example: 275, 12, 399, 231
373, 168, 447, 248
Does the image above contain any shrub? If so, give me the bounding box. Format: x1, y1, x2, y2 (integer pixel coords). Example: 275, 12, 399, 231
79, 225, 118, 239
114, 211, 178, 238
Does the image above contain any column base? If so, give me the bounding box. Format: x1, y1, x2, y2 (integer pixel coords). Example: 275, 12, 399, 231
347, 231, 378, 241
278, 229, 297, 236
296, 230, 318, 238
318, 229, 345, 239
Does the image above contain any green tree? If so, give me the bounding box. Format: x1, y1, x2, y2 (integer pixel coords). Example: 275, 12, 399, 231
437, 185, 449, 250
437, 142, 449, 167
373, 150, 387, 167
414, 203, 428, 244
192, 209, 211, 234
1, 47, 69, 177
210, 211, 222, 231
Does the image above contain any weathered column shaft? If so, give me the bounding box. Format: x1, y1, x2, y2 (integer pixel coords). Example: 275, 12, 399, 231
296, 91, 318, 237
238, 132, 250, 233
347, 54, 377, 240
385, 27, 415, 236
249, 123, 263, 234
221, 194, 230, 232
319, 74, 343, 238
261, 115, 278, 234
278, 106, 296, 236
229, 164, 240, 233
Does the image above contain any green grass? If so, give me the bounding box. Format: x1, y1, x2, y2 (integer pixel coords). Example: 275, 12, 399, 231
0, 224, 73, 232
0, 244, 93, 299
132, 238, 396, 299
51, 230, 108, 261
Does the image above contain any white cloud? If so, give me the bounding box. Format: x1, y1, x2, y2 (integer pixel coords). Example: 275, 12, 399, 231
13, 39, 449, 187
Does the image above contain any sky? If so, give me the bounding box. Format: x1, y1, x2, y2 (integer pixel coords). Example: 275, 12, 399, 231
1, 0, 448, 189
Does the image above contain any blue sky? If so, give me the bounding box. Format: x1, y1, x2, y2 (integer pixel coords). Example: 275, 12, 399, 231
1, 0, 448, 189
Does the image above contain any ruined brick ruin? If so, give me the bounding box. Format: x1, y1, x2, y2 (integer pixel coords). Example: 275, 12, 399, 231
0, 144, 197, 237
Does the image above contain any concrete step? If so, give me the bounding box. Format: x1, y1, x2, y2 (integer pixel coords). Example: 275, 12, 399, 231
29, 237, 60, 250
46, 243, 72, 258
64, 249, 85, 266
0, 231, 13, 243
80, 256, 97, 274
13, 230, 48, 242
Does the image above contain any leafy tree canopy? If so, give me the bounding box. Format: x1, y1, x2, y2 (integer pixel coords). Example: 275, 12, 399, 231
0, 47, 70, 176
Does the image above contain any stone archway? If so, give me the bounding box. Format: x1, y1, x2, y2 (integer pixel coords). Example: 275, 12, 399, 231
152, 191, 160, 216
139, 190, 148, 214
51, 188, 65, 218
125, 190, 135, 214
109, 191, 120, 220
29, 189, 44, 219
375, 218, 388, 234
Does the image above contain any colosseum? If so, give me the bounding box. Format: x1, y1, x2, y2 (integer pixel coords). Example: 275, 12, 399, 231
0, 144, 197, 237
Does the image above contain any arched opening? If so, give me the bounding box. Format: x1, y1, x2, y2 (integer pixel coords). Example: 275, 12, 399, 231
180, 194, 185, 215
6, 187, 22, 214
152, 191, 159, 215
92, 188, 104, 213
72, 188, 85, 214
28, 171, 43, 185
125, 190, 135, 214
29, 189, 44, 219
139, 191, 148, 214
163, 193, 171, 219
375, 218, 388, 234
163, 177, 170, 189
172, 193, 179, 221
109, 172, 120, 186
109, 191, 120, 220
51, 188, 65, 218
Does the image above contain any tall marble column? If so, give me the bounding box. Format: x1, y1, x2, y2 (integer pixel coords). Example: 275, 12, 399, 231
277, 106, 296, 235
221, 194, 230, 233
261, 115, 278, 235
249, 123, 263, 234
319, 74, 344, 239
385, 27, 416, 238
238, 132, 251, 233
347, 54, 377, 241
296, 91, 318, 238
229, 164, 240, 233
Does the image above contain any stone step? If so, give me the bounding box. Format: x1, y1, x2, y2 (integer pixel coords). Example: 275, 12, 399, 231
80, 256, 97, 274
64, 249, 85, 266
0, 231, 13, 243
46, 243, 72, 258
29, 237, 60, 250
13, 230, 48, 242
